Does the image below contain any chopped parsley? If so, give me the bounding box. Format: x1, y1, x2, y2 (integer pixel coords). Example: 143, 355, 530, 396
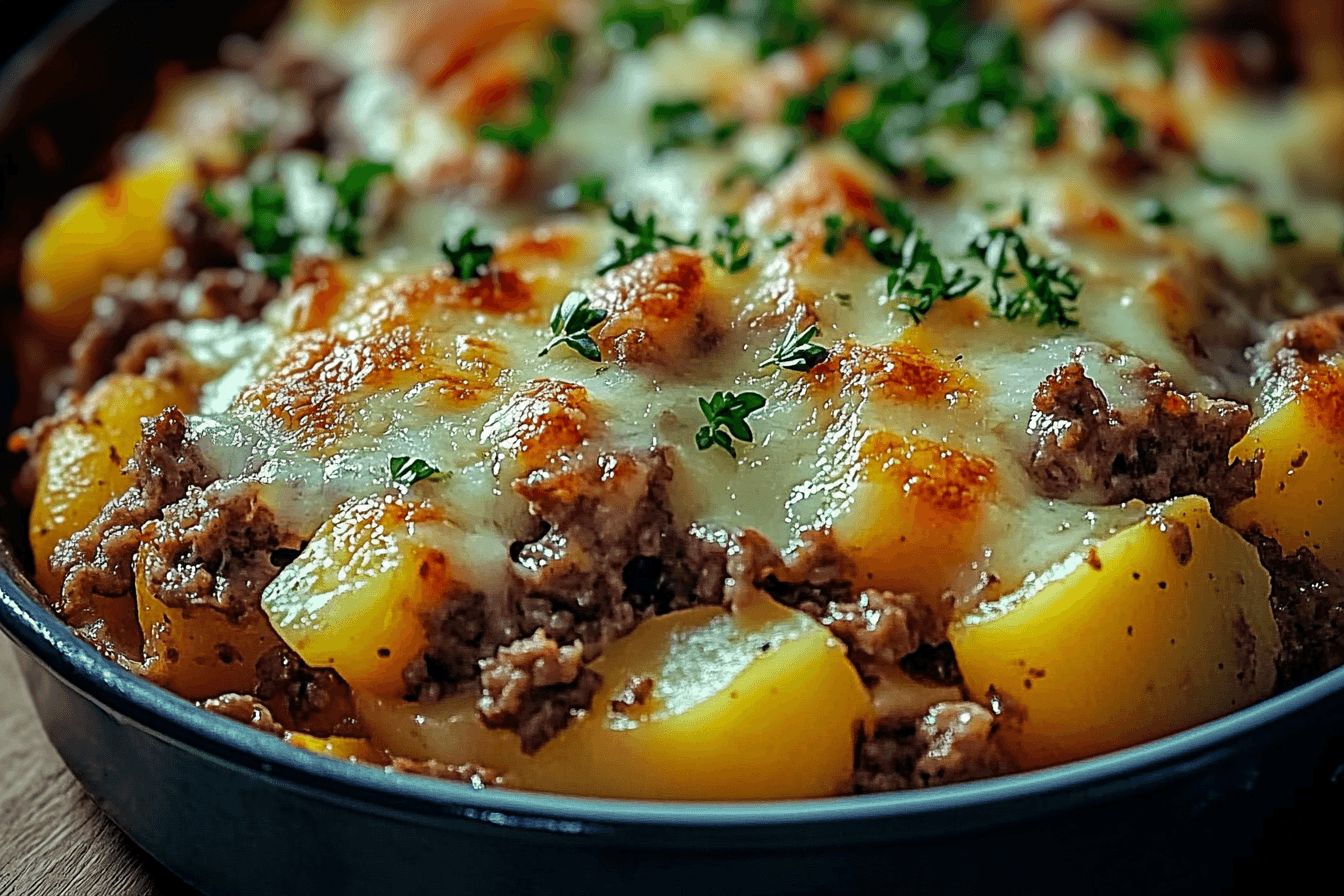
440, 227, 495, 280
540, 291, 608, 361
919, 156, 957, 191
1266, 213, 1300, 246
1134, 0, 1187, 79
1138, 199, 1175, 226
1195, 162, 1245, 187
649, 100, 740, 155
597, 205, 698, 274
1028, 93, 1062, 150
740, 0, 822, 59
969, 227, 1082, 327
823, 215, 849, 255
550, 173, 609, 211
695, 390, 767, 458
710, 214, 752, 273
202, 155, 394, 281
1092, 91, 1142, 151
876, 197, 916, 235
886, 230, 981, 323
390, 456, 442, 486
760, 321, 828, 371
478, 31, 574, 154
238, 126, 269, 158
600, 0, 726, 51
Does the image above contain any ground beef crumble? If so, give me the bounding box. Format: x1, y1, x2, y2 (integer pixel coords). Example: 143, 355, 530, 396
477, 630, 602, 754
1026, 359, 1259, 515
854, 702, 1013, 793
1241, 528, 1344, 690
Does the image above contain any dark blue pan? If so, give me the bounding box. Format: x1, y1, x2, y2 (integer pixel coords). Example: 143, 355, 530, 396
3, 4, 1344, 894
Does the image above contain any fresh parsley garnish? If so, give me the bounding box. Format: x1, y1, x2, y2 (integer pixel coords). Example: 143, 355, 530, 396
1195, 162, 1244, 187
597, 205, 698, 274
919, 156, 957, 190
551, 174, 609, 210
202, 155, 394, 280
969, 227, 1082, 327
479, 31, 574, 154
742, 0, 822, 59
1028, 93, 1062, 150
1266, 213, 1300, 246
440, 227, 495, 280
876, 197, 916, 234
649, 100, 740, 155
823, 215, 848, 255
1134, 0, 1187, 79
885, 230, 981, 323
695, 390, 767, 458
238, 126, 269, 158
390, 456, 442, 486
760, 321, 828, 371
711, 215, 753, 273
201, 185, 231, 220
1092, 91, 1142, 150
1139, 199, 1175, 226
540, 292, 608, 361
600, 0, 726, 51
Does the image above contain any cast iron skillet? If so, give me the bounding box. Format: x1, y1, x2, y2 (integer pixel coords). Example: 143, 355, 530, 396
3, 3, 1344, 894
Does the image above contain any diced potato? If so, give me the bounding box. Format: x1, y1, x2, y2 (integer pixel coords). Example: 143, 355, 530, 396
951, 495, 1278, 771
260, 494, 453, 697
1228, 362, 1344, 575
136, 544, 284, 700
22, 154, 194, 338
29, 374, 196, 597
830, 431, 996, 598
285, 732, 384, 763
359, 601, 874, 800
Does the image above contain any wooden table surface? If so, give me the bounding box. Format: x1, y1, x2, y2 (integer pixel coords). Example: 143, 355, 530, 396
0, 639, 200, 896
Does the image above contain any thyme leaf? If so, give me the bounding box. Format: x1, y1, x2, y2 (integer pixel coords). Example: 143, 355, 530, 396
760, 321, 828, 371
695, 390, 767, 458
540, 291, 608, 361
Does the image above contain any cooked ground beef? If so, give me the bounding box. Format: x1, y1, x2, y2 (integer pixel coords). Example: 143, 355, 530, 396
254, 644, 358, 735
162, 194, 250, 281
1026, 359, 1259, 515
820, 590, 949, 668
138, 480, 283, 618
1241, 528, 1344, 690
48, 408, 215, 614
201, 693, 285, 736
410, 448, 711, 744
1253, 306, 1344, 381
853, 701, 1012, 793
67, 276, 181, 392
478, 631, 603, 754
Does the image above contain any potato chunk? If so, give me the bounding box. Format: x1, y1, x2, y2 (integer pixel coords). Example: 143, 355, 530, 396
260, 494, 452, 697
285, 732, 384, 763
29, 374, 195, 596
1228, 360, 1344, 575
22, 155, 193, 338
136, 544, 284, 700
830, 431, 996, 598
359, 601, 874, 800
951, 495, 1278, 771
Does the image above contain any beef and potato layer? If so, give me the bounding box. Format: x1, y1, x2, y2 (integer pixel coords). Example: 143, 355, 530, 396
12, 0, 1344, 798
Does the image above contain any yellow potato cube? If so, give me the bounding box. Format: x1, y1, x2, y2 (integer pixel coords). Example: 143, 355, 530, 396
359, 601, 874, 800
1228, 360, 1344, 575
22, 154, 193, 338
136, 543, 284, 700
29, 374, 196, 597
830, 431, 996, 598
951, 495, 1278, 771
260, 494, 452, 697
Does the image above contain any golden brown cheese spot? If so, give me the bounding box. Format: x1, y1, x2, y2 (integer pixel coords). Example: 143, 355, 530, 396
1055, 184, 1133, 245
481, 379, 594, 468
289, 256, 350, 332
494, 226, 583, 266
746, 157, 885, 256
239, 326, 503, 450
1114, 84, 1194, 153
806, 341, 977, 405
344, 265, 533, 334
858, 432, 997, 522
398, 0, 556, 89
1286, 358, 1344, 437
589, 248, 719, 365
730, 45, 831, 123
1145, 269, 1196, 342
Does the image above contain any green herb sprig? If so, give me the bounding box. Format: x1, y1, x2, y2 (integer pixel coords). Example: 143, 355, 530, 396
597, 205, 699, 274
540, 292, 608, 361
760, 321, 828, 371
695, 391, 767, 458
1267, 213, 1300, 246
390, 456, 442, 486
885, 230, 981, 322
711, 214, 753, 272
478, 31, 575, 154
969, 227, 1081, 327
440, 227, 495, 280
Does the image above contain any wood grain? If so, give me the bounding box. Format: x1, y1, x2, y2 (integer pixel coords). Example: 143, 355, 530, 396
0, 640, 199, 896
